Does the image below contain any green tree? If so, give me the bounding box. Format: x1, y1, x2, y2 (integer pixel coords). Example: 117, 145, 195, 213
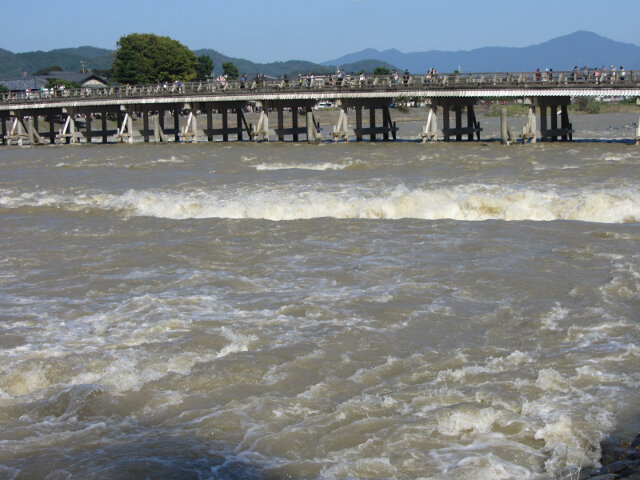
0, 84, 8, 94
45, 78, 81, 89
35, 66, 63, 75
222, 62, 239, 79
111, 33, 197, 85
373, 67, 390, 76
196, 55, 214, 81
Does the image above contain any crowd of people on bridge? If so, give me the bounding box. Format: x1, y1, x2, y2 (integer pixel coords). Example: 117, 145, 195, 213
535, 65, 627, 83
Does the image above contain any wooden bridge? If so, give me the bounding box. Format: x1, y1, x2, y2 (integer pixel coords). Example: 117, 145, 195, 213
1, 71, 639, 146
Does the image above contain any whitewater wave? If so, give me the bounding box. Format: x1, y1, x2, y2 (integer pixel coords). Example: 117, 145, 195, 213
1, 184, 639, 223
253, 161, 355, 171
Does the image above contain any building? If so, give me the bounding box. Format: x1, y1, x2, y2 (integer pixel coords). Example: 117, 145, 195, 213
0, 71, 108, 92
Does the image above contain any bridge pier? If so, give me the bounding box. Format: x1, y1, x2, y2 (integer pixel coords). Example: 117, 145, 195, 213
331, 105, 349, 142
421, 105, 438, 142
434, 98, 481, 142
206, 104, 214, 142
537, 96, 572, 142
86, 114, 93, 144
251, 104, 270, 142
521, 103, 537, 143
0, 115, 6, 145
57, 112, 82, 144
116, 109, 134, 144
181, 105, 199, 143
271, 101, 319, 142
142, 111, 149, 143
8, 116, 27, 145
173, 108, 180, 142
345, 100, 397, 142
101, 113, 108, 143
201, 102, 251, 141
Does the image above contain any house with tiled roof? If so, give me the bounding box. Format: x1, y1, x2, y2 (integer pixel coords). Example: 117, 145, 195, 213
0, 71, 107, 92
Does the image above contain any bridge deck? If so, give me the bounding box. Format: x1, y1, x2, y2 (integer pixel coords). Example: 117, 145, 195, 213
1, 71, 639, 112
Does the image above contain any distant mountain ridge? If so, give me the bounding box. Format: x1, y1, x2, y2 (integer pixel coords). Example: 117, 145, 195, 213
322, 31, 640, 72
1, 31, 638, 79
0, 46, 114, 77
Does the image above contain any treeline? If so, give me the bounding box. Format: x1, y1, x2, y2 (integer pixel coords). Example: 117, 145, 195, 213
1, 34, 397, 82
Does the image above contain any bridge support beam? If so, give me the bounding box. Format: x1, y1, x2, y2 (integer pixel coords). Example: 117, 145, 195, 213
521, 103, 537, 143
8, 116, 27, 145
421, 105, 438, 142
116, 110, 134, 144
345, 100, 397, 142
26, 116, 44, 145
270, 101, 317, 142
433, 98, 481, 142
1, 115, 7, 145
57, 113, 81, 144
173, 109, 180, 142
86, 114, 92, 144
181, 105, 199, 143
500, 106, 516, 145
206, 104, 214, 142
201, 102, 250, 142
142, 111, 149, 143
251, 102, 270, 141
331, 105, 349, 142
101, 113, 108, 143
537, 96, 572, 142
306, 107, 321, 144
153, 113, 168, 143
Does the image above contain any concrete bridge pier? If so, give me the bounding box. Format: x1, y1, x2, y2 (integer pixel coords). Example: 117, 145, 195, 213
26, 116, 44, 145
8, 115, 27, 145
521, 102, 537, 143
116, 108, 134, 144
251, 101, 270, 141
331, 104, 349, 142
181, 104, 199, 143
421, 105, 438, 142
305, 107, 321, 144
537, 96, 572, 142
57, 111, 82, 144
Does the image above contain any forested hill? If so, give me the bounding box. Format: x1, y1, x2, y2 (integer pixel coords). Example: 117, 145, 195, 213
2, 31, 637, 78
0, 46, 114, 77
0, 44, 395, 78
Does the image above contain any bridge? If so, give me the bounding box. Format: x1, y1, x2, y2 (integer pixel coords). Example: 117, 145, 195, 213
1, 71, 639, 146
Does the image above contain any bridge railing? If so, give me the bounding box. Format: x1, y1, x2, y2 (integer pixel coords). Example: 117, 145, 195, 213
1, 70, 638, 104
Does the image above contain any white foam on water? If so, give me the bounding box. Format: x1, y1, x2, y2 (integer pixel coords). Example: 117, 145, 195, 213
254, 161, 353, 171
154, 155, 184, 164
217, 326, 258, 358
2, 183, 639, 223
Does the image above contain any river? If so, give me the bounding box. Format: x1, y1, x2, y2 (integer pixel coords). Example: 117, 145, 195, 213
1, 113, 639, 479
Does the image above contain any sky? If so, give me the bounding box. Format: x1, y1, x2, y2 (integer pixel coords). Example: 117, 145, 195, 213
2, 0, 638, 63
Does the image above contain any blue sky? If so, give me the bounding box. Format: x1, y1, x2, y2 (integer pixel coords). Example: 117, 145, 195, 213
2, 0, 638, 62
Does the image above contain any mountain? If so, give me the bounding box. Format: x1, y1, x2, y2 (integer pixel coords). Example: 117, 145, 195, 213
322, 31, 640, 72
193, 49, 337, 77
0, 46, 113, 77
193, 49, 395, 77
1, 32, 637, 79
